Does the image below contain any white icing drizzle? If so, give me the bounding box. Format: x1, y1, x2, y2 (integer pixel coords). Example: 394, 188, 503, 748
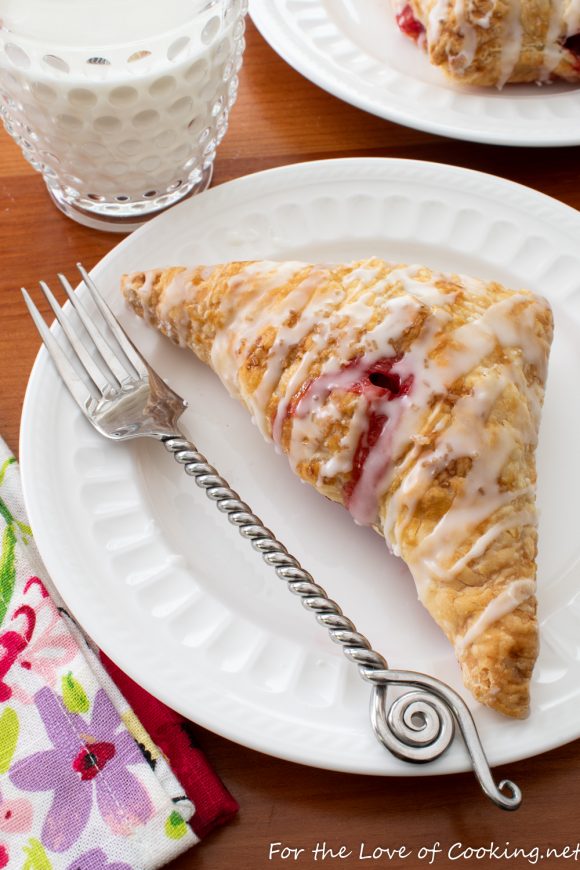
444, 508, 536, 579
209, 261, 308, 403
383, 265, 462, 305
383, 369, 536, 594
352, 291, 546, 531
276, 293, 421, 461
277, 265, 459, 472
131, 267, 214, 341
319, 398, 370, 480
428, 0, 498, 74
415, 478, 533, 594
542, 0, 566, 79
131, 271, 156, 323
455, 579, 535, 655
469, 0, 495, 29
157, 268, 210, 344
270, 264, 451, 447
384, 375, 508, 554
497, 0, 523, 87
247, 269, 335, 427
382, 403, 446, 552
429, 0, 575, 85
428, 0, 452, 43
564, 0, 580, 36
293, 297, 421, 419
452, 0, 479, 70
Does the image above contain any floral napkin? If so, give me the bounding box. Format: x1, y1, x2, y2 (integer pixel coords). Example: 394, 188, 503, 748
0, 439, 237, 869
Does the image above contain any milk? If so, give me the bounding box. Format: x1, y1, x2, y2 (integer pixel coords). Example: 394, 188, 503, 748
2, 0, 223, 44
0, 0, 247, 229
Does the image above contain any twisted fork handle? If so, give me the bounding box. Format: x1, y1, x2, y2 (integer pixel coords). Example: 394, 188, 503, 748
163, 435, 521, 811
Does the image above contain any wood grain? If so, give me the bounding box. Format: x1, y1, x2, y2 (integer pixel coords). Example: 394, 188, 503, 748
2, 19, 580, 870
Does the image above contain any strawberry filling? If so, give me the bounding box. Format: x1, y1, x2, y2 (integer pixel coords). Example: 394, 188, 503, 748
344, 411, 388, 503
564, 33, 580, 70
349, 356, 411, 400
396, 4, 425, 41
344, 356, 413, 505
285, 355, 413, 510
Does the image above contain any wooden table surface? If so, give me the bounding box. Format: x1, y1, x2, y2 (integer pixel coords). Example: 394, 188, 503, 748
2, 18, 580, 870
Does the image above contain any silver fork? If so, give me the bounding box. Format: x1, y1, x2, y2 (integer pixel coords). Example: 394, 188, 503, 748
23, 263, 521, 811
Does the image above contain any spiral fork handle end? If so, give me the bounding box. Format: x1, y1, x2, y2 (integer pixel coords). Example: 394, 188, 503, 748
365, 670, 522, 812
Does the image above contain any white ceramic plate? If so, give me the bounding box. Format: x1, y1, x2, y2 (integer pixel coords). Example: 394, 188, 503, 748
250, 0, 580, 147
20, 158, 580, 776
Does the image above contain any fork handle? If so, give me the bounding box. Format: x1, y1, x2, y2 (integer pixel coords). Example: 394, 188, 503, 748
163, 435, 521, 811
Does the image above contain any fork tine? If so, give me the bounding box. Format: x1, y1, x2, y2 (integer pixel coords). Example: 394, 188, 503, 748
22, 289, 98, 410
58, 273, 130, 385
76, 263, 148, 379
38, 280, 113, 396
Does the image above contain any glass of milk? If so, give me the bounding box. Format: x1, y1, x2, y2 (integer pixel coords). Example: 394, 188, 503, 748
0, 0, 247, 231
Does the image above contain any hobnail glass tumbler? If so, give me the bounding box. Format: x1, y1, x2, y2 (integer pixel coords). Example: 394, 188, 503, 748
0, 0, 247, 231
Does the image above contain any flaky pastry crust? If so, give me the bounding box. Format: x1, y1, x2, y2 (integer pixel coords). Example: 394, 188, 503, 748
122, 259, 553, 718
394, 0, 580, 86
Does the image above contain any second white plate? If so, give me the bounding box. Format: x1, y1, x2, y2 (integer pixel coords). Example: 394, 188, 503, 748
250, 0, 580, 146
20, 158, 580, 775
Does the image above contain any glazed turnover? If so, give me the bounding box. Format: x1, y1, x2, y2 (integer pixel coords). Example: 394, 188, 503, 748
122, 259, 553, 718
394, 0, 580, 86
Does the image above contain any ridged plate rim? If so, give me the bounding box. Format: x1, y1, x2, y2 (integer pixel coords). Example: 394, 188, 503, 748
249, 0, 580, 147
19, 157, 580, 776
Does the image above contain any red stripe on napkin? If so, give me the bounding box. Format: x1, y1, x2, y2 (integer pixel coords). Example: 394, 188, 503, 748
99, 651, 239, 839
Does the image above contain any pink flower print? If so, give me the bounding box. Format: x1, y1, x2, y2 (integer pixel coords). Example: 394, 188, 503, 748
66, 848, 132, 870
0, 605, 36, 702
9, 687, 154, 852
23, 577, 49, 599
9, 578, 77, 703
0, 790, 33, 834
0, 844, 8, 868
